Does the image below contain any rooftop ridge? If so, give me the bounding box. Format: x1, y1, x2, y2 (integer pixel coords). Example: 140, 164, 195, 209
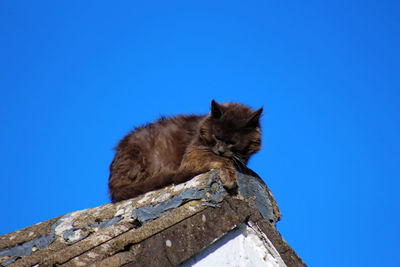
0, 168, 305, 267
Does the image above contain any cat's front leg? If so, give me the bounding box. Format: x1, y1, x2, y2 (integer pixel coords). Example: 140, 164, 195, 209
208, 159, 237, 189
219, 164, 237, 189
179, 150, 237, 189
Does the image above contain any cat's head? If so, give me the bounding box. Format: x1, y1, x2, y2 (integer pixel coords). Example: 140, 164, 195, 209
199, 100, 262, 163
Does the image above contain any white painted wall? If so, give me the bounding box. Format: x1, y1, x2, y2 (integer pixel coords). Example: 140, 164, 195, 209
182, 222, 287, 267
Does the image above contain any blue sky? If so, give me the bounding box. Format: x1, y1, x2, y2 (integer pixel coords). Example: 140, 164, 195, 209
1, 1, 399, 266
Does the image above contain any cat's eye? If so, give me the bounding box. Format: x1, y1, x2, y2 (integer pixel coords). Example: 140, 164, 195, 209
213, 135, 222, 141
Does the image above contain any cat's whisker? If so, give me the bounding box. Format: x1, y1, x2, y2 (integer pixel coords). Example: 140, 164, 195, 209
232, 155, 244, 165
232, 155, 246, 170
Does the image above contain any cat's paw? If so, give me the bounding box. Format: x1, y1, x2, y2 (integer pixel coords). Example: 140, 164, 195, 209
219, 165, 237, 189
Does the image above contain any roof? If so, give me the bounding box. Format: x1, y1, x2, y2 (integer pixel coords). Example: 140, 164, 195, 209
0, 167, 306, 267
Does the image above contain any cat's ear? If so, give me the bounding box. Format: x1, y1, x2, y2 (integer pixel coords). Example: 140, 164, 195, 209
211, 100, 224, 118
247, 107, 263, 127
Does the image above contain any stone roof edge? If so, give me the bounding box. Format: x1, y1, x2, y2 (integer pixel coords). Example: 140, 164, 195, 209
0, 168, 305, 266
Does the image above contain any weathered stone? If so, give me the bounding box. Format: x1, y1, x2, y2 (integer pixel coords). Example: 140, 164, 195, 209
0, 217, 59, 251
53, 201, 207, 266
0, 168, 305, 267
236, 161, 281, 224
90, 251, 136, 267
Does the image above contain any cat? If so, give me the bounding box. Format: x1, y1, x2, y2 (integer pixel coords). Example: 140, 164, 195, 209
108, 100, 262, 202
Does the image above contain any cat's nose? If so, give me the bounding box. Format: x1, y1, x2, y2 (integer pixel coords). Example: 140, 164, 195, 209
218, 146, 226, 155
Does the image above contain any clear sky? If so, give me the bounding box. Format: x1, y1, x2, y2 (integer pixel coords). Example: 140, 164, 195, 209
1, 1, 399, 266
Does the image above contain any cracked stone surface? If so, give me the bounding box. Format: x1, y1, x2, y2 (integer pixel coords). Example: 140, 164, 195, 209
0, 168, 305, 267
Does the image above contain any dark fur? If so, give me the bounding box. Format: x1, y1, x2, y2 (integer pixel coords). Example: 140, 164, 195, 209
108, 100, 262, 202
